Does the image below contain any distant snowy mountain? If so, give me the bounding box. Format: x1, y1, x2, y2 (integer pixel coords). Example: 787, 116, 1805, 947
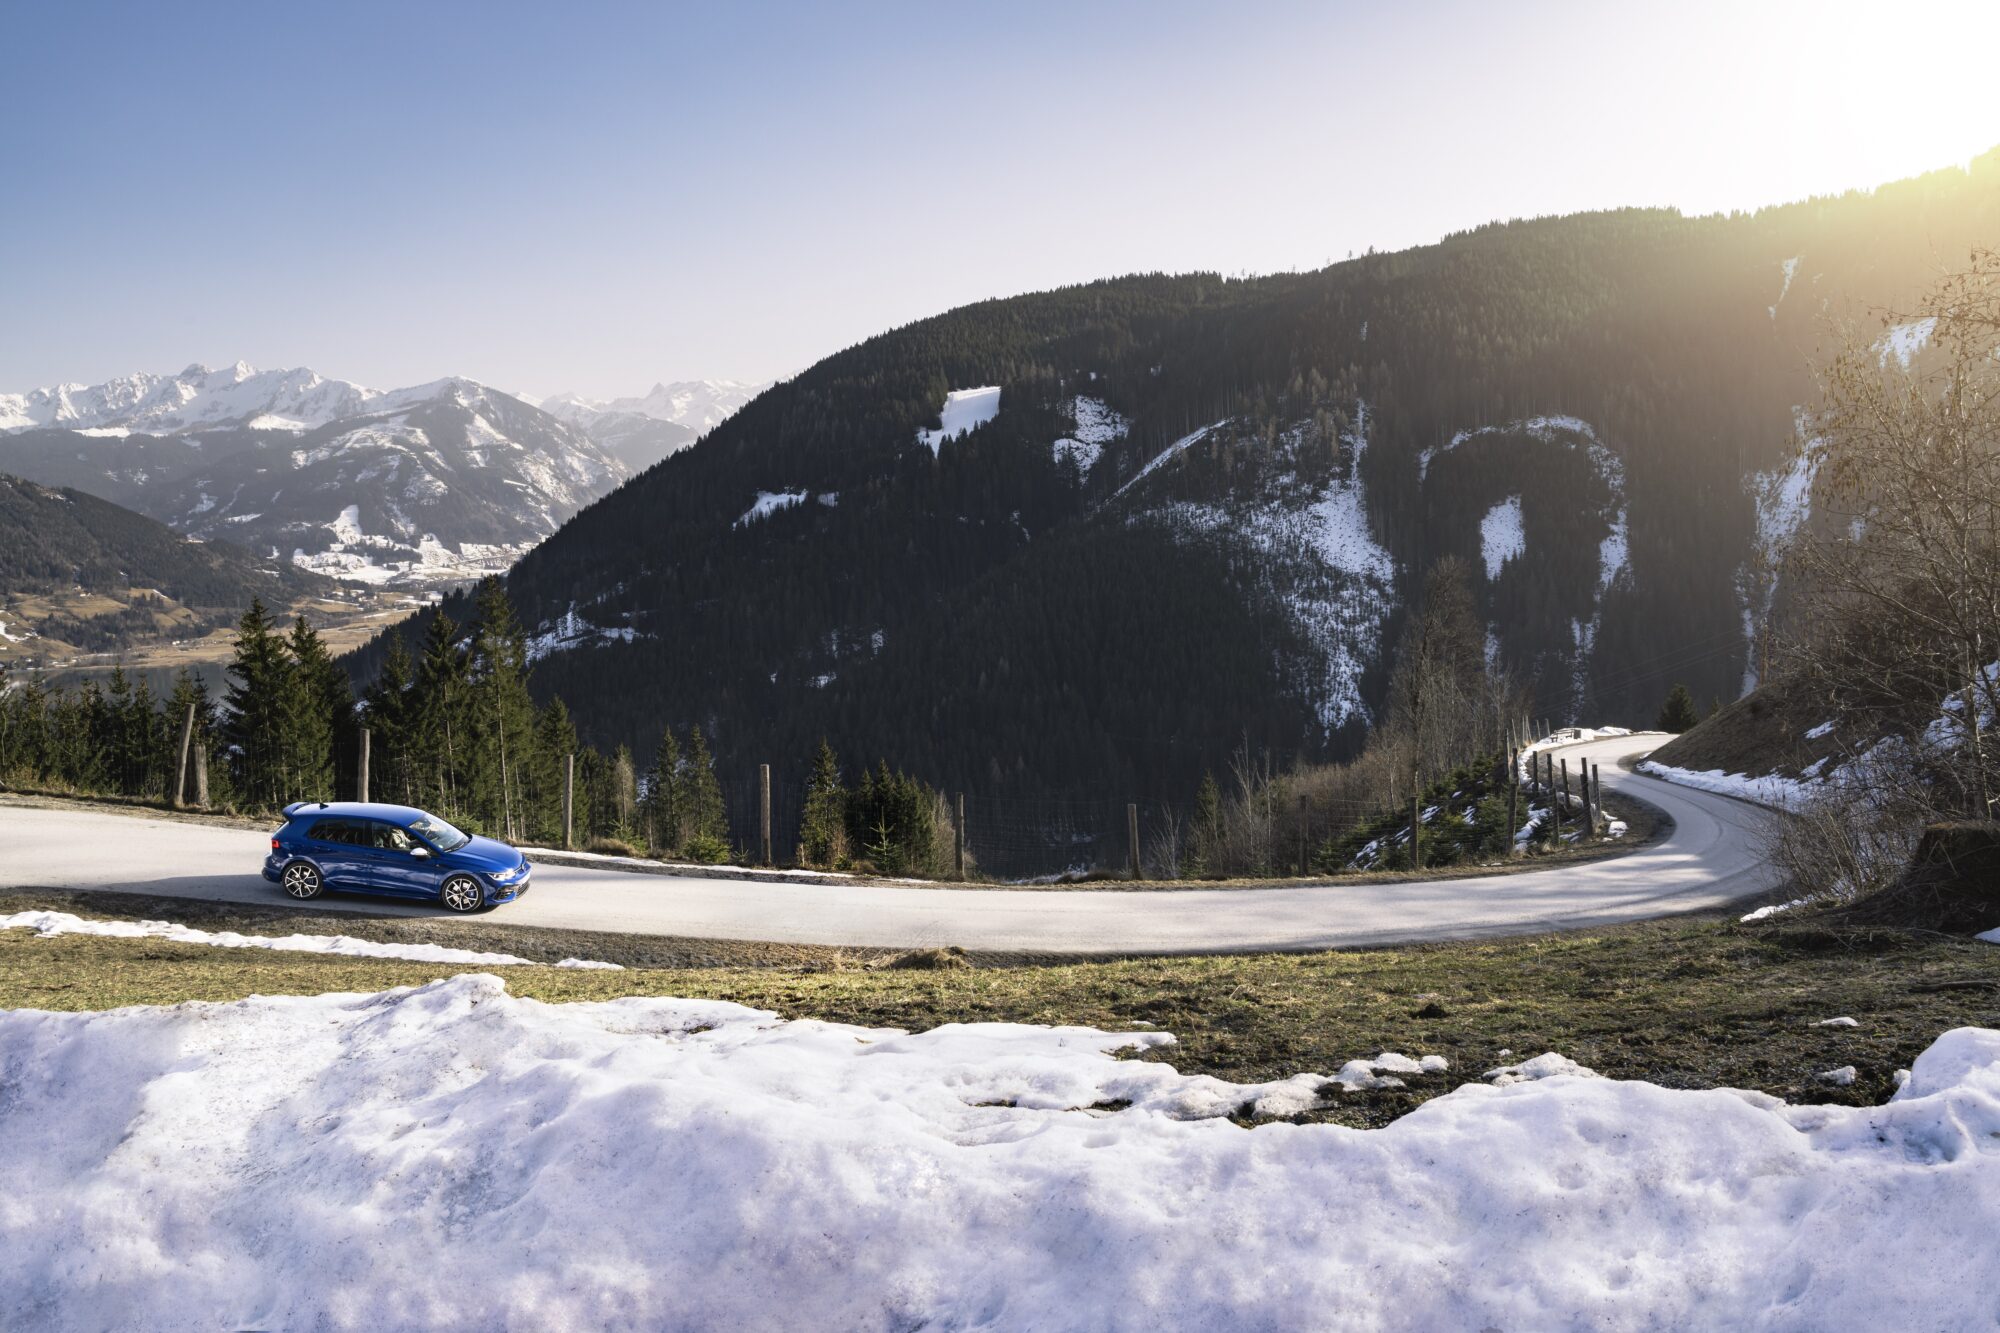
0, 367, 627, 589
0, 362, 381, 436
539, 379, 767, 472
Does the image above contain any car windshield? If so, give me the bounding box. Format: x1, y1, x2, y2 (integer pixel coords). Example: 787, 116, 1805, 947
407, 814, 471, 852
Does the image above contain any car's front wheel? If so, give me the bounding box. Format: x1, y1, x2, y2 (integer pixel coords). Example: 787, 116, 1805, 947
281, 862, 323, 900
440, 875, 485, 914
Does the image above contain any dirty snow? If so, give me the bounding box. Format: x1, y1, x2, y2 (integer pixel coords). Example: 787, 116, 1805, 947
0, 911, 619, 970
916, 386, 1001, 454
1816, 1017, 1861, 1028
7, 975, 1999, 1328
1484, 1052, 1599, 1085
1479, 495, 1525, 579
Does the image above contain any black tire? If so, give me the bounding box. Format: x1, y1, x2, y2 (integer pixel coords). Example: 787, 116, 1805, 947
440, 875, 485, 914
281, 862, 323, 900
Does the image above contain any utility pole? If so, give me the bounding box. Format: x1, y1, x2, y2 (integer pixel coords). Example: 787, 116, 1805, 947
1127, 803, 1142, 880
357, 727, 371, 804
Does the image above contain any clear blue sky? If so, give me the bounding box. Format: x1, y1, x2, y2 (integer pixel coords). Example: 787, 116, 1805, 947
4, 0, 1996, 399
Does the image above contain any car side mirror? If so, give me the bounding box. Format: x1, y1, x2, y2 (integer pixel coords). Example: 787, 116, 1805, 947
410, 846, 432, 859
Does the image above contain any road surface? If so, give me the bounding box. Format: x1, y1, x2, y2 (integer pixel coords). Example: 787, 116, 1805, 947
0, 734, 1776, 954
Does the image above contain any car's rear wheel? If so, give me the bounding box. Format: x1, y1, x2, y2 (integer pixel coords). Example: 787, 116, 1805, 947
440, 875, 485, 914
281, 862, 323, 900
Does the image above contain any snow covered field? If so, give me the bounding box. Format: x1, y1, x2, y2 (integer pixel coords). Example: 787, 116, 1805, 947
3, 973, 1996, 1330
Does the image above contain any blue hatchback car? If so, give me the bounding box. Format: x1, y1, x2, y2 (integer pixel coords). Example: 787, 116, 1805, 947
263, 802, 532, 913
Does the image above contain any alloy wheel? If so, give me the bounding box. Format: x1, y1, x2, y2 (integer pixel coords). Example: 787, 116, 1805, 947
441, 876, 484, 913
282, 863, 322, 900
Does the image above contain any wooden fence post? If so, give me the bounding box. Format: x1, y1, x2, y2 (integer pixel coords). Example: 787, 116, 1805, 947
1507, 753, 1520, 856
172, 702, 195, 809
1591, 762, 1604, 833
192, 743, 209, 810
759, 763, 772, 866
955, 793, 966, 880
1297, 793, 1310, 875
1560, 759, 1573, 840
1410, 792, 1423, 871
563, 753, 575, 850
357, 727, 371, 804
1127, 803, 1142, 880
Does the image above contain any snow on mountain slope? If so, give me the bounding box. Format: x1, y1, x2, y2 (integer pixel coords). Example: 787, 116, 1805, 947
1737, 410, 1823, 692
916, 386, 1002, 454
1480, 496, 1525, 579
0, 371, 627, 589
1127, 405, 1397, 731
6, 972, 1999, 1330
1052, 395, 1129, 473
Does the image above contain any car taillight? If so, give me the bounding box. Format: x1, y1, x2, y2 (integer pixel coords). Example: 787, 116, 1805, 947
271, 836, 281, 852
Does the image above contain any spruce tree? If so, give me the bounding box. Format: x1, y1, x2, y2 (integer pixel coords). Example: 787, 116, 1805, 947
642, 727, 683, 855
288, 616, 346, 800
467, 579, 538, 839
800, 738, 847, 868
1656, 682, 1700, 734
364, 636, 415, 804
410, 612, 470, 817
682, 725, 729, 859
223, 599, 297, 809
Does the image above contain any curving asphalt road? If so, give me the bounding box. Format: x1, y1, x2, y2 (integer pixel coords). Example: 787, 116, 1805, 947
0, 734, 1777, 954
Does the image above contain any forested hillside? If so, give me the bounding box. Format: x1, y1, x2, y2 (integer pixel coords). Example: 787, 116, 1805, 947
0, 474, 329, 659
349, 151, 2000, 800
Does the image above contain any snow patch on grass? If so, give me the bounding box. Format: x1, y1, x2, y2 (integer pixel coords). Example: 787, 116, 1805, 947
0, 911, 620, 970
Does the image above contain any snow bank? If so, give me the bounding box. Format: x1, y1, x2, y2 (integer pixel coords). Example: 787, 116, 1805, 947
916, 386, 1001, 454
6, 976, 1998, 1330
1637, 759, 1815, 810
0, 911, 619, 971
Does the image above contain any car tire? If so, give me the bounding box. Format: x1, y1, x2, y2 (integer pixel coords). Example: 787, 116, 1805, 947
281, 862, 324, 900
440, 875, 485, 914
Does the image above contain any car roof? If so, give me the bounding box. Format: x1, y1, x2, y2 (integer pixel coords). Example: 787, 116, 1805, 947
284, 801, 436, 825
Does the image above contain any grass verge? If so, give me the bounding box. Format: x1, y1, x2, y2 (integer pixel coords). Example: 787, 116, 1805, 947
4, 890, 1992, 1129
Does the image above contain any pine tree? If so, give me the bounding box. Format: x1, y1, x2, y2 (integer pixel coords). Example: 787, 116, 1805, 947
288, 616, 346, 800
1187, 771, 1223, 877
642, 727, 683, 855
364, 636, 415, 803
533, 698, 580, 843
681, 725, 729, 860
800, 738, 847, 868
409, 611, 470, 817
1656, 682, 1700, 734
223, 599, 298, 809
466, 579, 538, 839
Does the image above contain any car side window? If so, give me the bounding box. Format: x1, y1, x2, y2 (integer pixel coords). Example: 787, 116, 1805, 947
309, 819, 350, 844
370, 822, 415, 852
